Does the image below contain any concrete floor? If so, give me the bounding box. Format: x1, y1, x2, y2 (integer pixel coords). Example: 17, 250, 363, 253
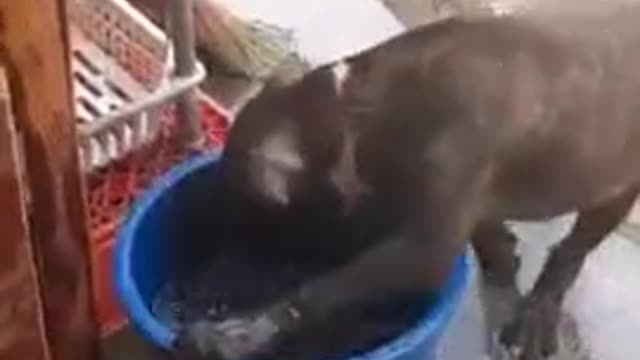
436, 216, 640, 360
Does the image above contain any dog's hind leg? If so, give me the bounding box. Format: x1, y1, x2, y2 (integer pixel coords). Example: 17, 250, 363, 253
500, 187, 639, 360
472, 222, 521, 287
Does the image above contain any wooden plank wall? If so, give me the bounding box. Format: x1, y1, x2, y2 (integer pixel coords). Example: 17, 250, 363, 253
0, 0, 99, 359
0, 64, 51, 360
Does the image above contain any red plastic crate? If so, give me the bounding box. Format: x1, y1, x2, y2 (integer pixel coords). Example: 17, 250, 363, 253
87, 99, 228, 336
92, 238, 124, 336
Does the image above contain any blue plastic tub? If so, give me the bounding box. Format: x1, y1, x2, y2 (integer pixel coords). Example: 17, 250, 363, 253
114, 151, 470, 360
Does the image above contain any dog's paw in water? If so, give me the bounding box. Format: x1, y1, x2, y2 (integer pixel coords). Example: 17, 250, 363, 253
174, 315, 281, 360
499, 298, 561, 360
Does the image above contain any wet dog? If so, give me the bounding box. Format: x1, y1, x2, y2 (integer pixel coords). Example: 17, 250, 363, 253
178, 10, 640, 360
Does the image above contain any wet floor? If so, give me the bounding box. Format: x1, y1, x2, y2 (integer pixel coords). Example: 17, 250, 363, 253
520, 217, 640, 360
437, 215, 640, 360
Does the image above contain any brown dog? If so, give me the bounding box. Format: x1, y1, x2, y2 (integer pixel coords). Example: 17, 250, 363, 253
178, 10, 640, 360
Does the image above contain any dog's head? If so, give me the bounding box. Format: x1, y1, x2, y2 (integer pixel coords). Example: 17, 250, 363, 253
222, 82, 304, 208
222, 62, 364, 212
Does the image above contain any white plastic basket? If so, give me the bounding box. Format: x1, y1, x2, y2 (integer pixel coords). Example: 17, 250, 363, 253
67, 0, 206, 171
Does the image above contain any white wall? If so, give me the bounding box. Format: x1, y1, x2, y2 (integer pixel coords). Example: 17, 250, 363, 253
213, 0, 406, 67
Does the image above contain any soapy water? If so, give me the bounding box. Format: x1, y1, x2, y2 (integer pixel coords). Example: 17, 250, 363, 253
152, 251, 317, 330
151, 250, 426, 360
555, 314, 594, 360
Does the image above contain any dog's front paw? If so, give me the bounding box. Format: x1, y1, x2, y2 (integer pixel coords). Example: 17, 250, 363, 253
499, 298, 560, 360
174, 315, 281, 360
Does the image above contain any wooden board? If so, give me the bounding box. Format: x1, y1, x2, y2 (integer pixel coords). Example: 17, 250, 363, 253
0, 64, 50, 360
0, 0, 99, 359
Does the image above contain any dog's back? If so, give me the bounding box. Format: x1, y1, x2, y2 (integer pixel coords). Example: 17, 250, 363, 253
331, 12, 640, 221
